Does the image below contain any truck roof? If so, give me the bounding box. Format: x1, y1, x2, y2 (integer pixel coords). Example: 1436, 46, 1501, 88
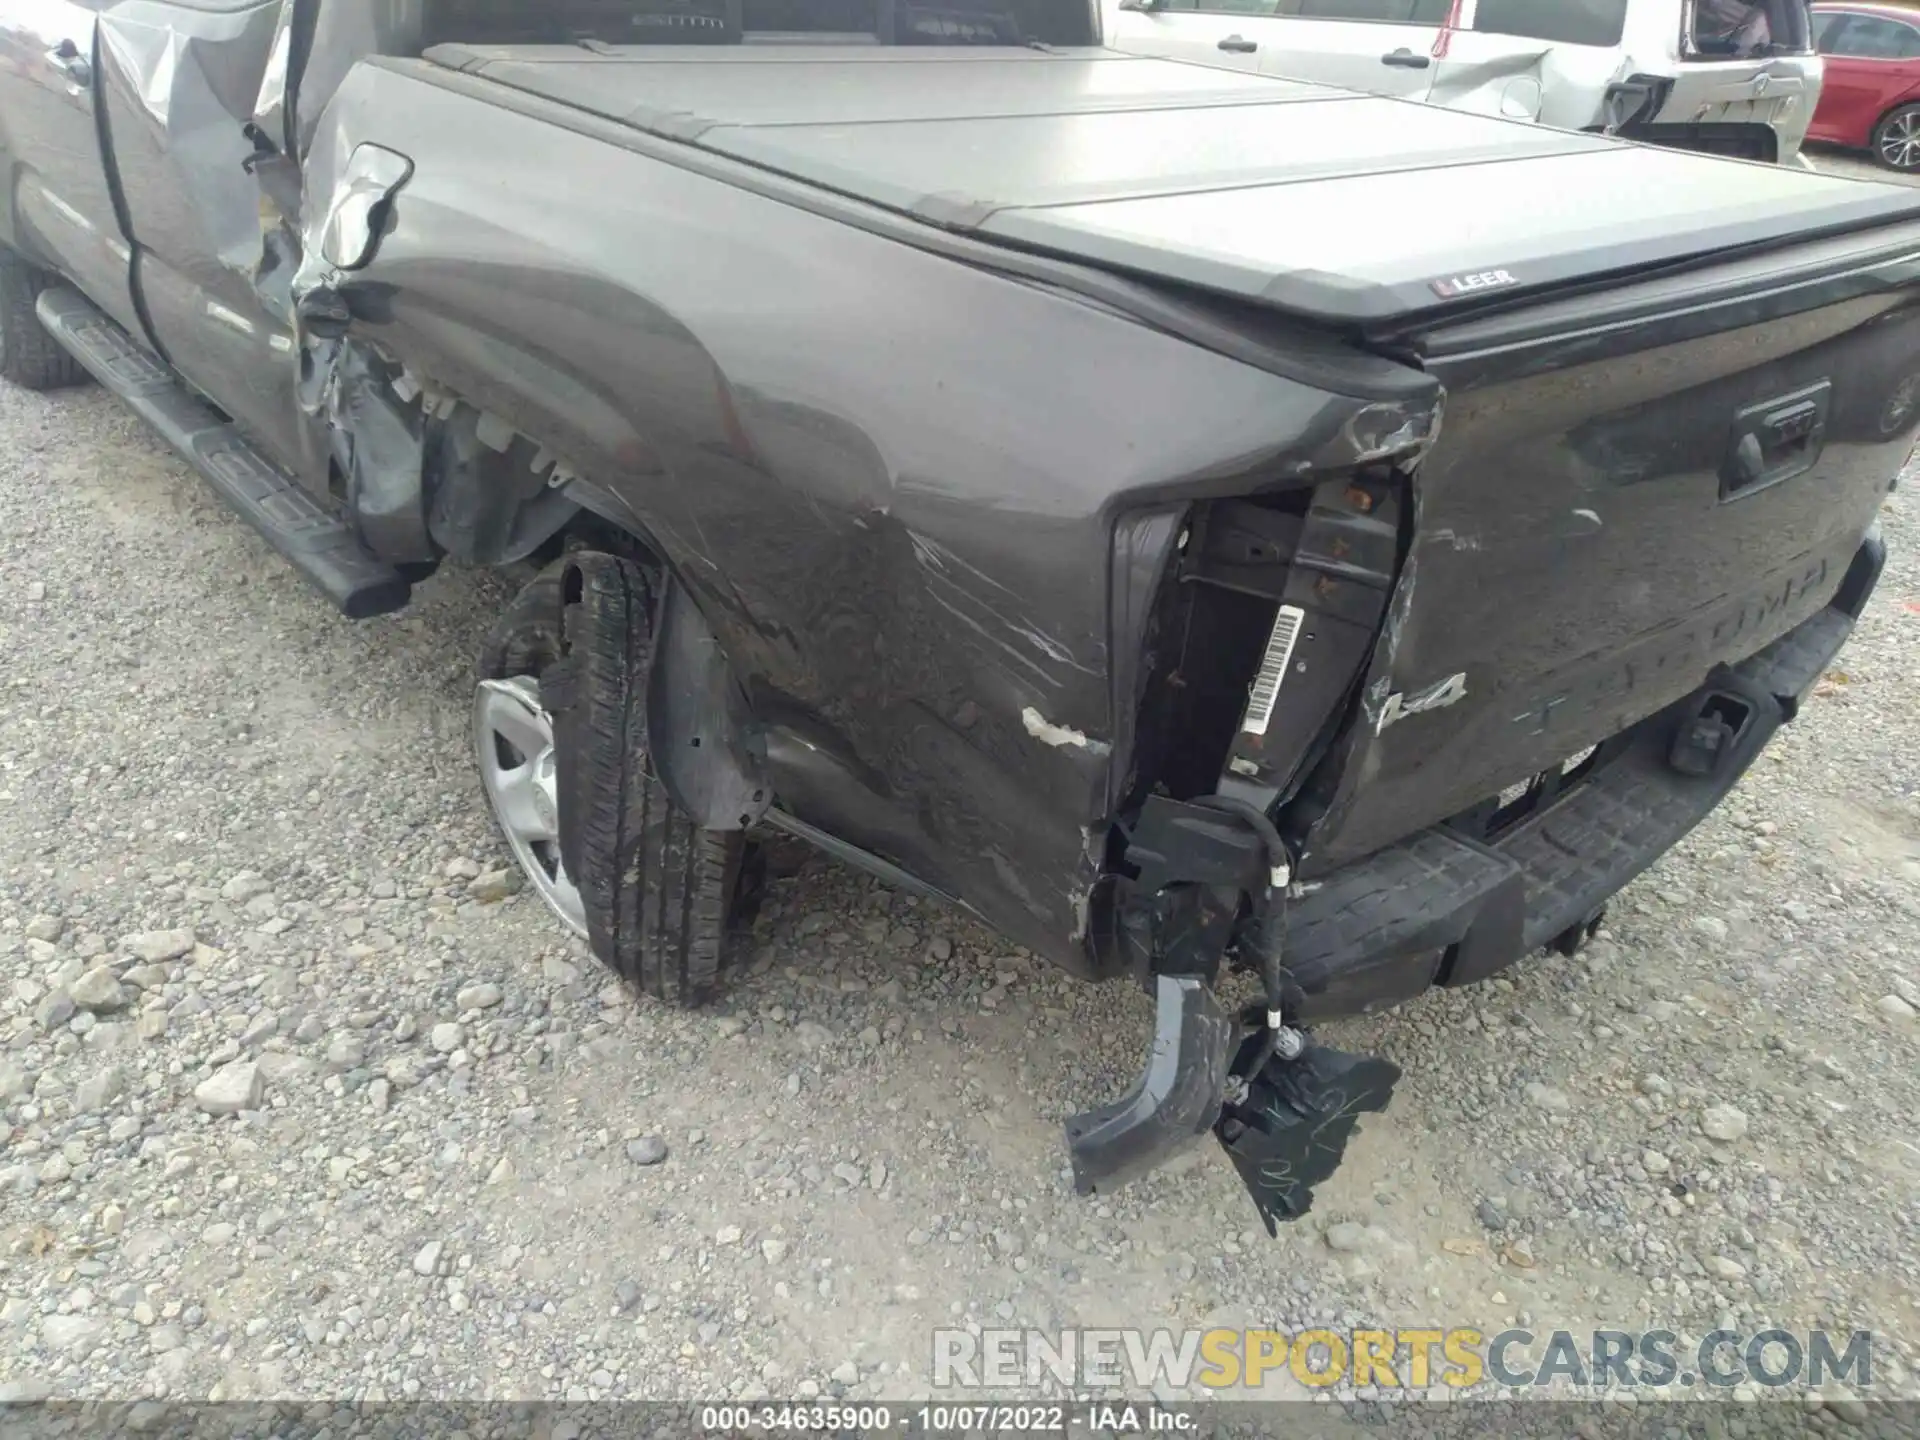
425, 44, 1920, 325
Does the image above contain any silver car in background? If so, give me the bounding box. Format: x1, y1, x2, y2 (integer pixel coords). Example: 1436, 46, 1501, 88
1104, 0, 1824, 163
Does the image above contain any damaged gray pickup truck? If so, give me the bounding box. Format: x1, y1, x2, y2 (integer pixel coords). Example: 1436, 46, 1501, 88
3, 0, 1918, 1230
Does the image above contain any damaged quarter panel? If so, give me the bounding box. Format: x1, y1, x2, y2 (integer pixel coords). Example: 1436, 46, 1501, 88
1426, 41, 1622, 128
295, 59, 1413, 983
298, 59, 1407, 976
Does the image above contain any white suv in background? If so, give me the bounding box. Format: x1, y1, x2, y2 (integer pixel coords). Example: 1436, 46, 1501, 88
1103, 0, 1825, 163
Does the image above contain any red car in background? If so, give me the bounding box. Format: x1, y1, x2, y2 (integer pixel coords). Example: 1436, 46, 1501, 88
1809, 2, 1920, 169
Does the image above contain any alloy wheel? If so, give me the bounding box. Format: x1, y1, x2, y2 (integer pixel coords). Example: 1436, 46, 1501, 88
474, 675, 586, 936
1878, 108, 1920, 170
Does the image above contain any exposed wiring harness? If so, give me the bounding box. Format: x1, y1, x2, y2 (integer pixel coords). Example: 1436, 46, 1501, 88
1189, 793, 1304, 1076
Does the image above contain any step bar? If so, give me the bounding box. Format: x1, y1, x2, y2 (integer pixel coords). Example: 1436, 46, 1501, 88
35, 287, 408, 619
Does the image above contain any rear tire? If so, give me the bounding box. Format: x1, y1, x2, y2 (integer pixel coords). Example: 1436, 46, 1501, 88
478, 559, 747, 1006
0, 248, 86, 391
1872, 103, 1920, 172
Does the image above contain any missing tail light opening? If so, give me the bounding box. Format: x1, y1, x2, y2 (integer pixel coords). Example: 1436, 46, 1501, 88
1121, 472, 1406, 819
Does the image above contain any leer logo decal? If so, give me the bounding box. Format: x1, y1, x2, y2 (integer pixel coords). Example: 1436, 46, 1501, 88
1431, 268, 1520, 298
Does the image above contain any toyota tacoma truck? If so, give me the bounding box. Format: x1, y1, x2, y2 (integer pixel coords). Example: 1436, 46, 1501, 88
2, 0, 1916, 1231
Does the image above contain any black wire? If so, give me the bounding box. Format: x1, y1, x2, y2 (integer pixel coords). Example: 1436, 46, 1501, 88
1188, 793, 1290, 1022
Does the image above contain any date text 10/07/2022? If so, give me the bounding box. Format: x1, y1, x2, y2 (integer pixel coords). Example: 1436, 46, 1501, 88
698, 1405, 1196, 1433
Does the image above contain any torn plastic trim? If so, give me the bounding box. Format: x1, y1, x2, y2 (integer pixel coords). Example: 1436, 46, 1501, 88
1216, 1033, 1401, 1233
1065, 797, 1259, 1194
1066, 974, 1235, 1195
647, 577, 774, 832
296, 319, 590, 572
318, 339, 435, 566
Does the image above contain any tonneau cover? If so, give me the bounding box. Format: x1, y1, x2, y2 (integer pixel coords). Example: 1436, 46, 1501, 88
424, 44, 1920, 325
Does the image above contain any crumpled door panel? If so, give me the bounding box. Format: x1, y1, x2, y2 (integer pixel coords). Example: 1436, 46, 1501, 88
98, 0, 324, 486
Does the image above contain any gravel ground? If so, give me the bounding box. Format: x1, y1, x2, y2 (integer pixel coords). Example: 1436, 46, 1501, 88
0, 233, 1917, 1422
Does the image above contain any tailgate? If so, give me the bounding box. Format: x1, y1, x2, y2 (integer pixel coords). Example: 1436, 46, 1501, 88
1299, 220, 1920, 869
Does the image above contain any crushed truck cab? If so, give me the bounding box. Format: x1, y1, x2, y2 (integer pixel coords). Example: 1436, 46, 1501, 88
0, 0, 1913, 1227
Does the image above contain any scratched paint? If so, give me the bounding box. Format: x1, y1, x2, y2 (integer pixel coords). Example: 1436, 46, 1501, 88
1022, 707, 1108, 754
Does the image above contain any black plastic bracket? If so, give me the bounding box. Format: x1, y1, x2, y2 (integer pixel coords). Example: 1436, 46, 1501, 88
1065, 974, 1236, 1195
1125, 794, 1266, 898
1216, 1034, 1401, 1233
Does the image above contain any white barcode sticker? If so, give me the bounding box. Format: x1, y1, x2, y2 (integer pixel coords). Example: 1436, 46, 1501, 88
1241, 604, 1305, 738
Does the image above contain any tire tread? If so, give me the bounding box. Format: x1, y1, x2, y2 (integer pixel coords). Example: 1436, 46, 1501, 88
0, 250, 86, 392
480, 561, 742, 1007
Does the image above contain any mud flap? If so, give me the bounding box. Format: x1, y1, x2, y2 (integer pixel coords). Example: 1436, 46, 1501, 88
1215, 1032, 1401, 1235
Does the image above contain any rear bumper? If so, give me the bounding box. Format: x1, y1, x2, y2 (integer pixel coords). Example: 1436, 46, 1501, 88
1620, 119, 1781, 163
1270, 529, 1883, 1022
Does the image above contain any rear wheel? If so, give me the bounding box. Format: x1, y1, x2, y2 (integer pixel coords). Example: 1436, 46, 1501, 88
0, 248, 86, 391
1873, 103, 1920, 172
476, 559, 750, 1005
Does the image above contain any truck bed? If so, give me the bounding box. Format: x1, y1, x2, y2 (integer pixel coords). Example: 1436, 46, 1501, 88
423, 43, 1920, 325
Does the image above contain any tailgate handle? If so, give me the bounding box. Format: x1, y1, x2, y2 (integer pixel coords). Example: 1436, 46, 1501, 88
1721, 381, 1830, 501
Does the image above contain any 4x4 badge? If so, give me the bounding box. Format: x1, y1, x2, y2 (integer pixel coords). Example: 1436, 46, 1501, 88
1377, 672, 1469, 732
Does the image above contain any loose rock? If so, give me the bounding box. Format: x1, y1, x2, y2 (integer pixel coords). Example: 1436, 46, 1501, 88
324, 1033, 366, 1073
627, 1135, 668, 1167
456, 981, 504, 1011
1325, 1222, 1366, 1252
194, 1061, 265, 1116
1700, 1104, 1749, 1143
69, 966, 129, 1013
121, 930, 195, 963
1523, 1082, 1572, 1113
467, 871, 522, 902
73, 1067, 126, 1114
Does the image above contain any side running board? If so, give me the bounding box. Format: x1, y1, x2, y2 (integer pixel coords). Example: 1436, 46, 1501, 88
34, 286, 408, 619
